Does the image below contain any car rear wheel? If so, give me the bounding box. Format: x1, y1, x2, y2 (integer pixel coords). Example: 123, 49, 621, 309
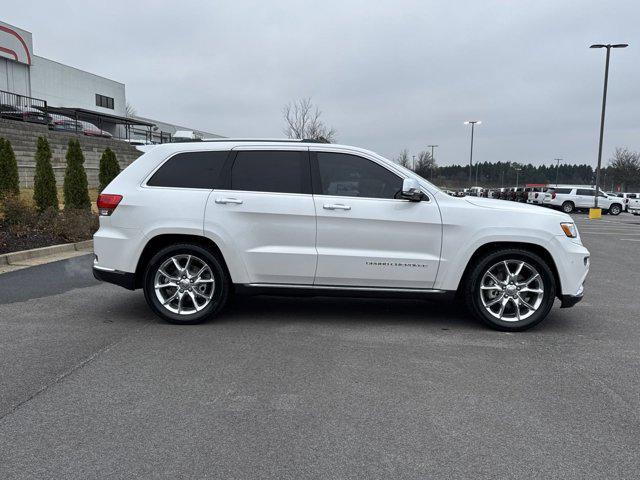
609, 204, 622, 215
143, 243, 229, 324
562, 201, 574, 214
465, 249, 556, 331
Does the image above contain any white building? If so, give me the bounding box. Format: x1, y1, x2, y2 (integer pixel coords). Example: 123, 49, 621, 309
0, 19, 221, 140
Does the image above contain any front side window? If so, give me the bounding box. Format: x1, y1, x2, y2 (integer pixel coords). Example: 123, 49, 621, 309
316, 152, 403, 199
230, 151, 309, 194
147, 151, 228, 188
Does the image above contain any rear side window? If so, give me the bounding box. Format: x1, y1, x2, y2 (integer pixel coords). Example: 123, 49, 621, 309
577, 189, 594, 196
230, 151, 310, 194
551, 188, 572, 194
316, 152, 403, 199
147, 151, 228, 188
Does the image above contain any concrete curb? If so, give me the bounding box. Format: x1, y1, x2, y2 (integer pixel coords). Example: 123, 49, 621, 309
0, 240, 93, 266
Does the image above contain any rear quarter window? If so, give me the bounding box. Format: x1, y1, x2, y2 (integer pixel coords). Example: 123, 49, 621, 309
147, 151, 229, 189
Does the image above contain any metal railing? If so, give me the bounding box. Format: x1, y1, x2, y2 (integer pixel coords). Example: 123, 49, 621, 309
0, 89, 174, 145
0, 89, 51, 124
0, 89, 87, 134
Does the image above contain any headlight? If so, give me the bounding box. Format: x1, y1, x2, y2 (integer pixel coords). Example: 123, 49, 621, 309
560, 222, 578, 238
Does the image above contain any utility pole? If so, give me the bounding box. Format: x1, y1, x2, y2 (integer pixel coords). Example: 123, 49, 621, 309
412, 155, 416, 171
554, 158, 562, 186
464, 121, 481, 186
590, 43, 628, 209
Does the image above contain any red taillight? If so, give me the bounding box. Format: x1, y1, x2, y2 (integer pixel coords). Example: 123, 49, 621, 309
97, 194, 122, 216
552, 192, 557, 199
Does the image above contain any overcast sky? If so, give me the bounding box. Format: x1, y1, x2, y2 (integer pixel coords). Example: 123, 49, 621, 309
5, 0, 639, 166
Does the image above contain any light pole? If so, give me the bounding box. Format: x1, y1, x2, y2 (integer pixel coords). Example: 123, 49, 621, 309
554, 158, 562, 186
412, 155, 416, 171
590, 43, 628, 210
514, 166, 522, 188
427, 144, 438, 180
464, 121, 481, 186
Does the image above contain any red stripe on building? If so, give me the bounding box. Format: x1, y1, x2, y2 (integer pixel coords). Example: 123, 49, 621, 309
0, 46, 18, 62
0, 25, 31, 65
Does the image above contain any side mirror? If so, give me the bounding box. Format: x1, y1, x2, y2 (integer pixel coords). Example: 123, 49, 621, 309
401, 178, 425, 202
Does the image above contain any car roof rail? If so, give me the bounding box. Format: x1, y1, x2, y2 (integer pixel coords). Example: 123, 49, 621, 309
173, 137, 332, 144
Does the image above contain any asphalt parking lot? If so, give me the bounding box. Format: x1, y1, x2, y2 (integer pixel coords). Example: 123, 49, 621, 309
1, 212, 639, 479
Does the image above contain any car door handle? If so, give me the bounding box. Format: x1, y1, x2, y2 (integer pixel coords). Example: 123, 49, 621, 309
323, 203, 351, 211
215, 197, 243, 205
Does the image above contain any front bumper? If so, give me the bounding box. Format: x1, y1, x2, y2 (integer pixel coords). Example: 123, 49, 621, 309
93, 266, 136, 290
560, 285, 584, 308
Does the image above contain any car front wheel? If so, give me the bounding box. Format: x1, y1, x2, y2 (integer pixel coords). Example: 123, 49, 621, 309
465, 249, 556, 331
608, 204, 622, 215
143, 243, 229, 324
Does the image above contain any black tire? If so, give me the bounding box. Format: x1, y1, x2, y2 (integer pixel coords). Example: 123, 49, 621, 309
464, 248, 556, 331
143, 243, 229, 325
561, 201, 574, 214
609, 203, 622, 216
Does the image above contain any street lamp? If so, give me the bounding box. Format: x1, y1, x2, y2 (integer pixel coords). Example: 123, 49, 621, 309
554, 158, 562, 186
464, 121, 481, 186
427, 144, 438, 180
590, 43, 628, 211
514, 166, 522, 188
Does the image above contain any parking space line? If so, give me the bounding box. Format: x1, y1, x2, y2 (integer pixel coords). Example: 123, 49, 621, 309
580, 232, 640, 236
619, 238, 640, 242
578, 228, 640, 232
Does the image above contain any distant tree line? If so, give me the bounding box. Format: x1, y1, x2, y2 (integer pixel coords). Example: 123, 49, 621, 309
394, 147, 640, 191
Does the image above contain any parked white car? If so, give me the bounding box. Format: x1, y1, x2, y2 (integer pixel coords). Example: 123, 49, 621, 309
93, 140, 589, 331
527, 188, 548, 205
543, 186, 624, 215
628, 197, 640, 215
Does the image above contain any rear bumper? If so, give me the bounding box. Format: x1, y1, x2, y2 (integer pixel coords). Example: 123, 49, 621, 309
93, 266, 136, 290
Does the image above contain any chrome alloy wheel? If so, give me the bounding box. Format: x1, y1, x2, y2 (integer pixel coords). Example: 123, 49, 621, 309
479, 260, 544, 322
154, 254, 215, 315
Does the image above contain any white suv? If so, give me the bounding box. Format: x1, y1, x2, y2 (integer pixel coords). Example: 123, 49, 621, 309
93, 140, 589, 331
543, 186, 623, 215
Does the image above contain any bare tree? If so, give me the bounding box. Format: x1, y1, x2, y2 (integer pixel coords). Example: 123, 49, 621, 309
125, 102, 137, 118
283, 98, 336, 142
395, 149, 411, 168
608, 147, 640, 190
414, 150, 437, 178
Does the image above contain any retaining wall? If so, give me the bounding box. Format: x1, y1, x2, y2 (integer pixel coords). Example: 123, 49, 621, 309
0, 119, 142, 188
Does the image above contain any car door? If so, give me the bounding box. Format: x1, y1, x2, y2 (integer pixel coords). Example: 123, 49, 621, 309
204, 146, 317, 285
311, 149, 442, 289
574, 188, 591, 208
